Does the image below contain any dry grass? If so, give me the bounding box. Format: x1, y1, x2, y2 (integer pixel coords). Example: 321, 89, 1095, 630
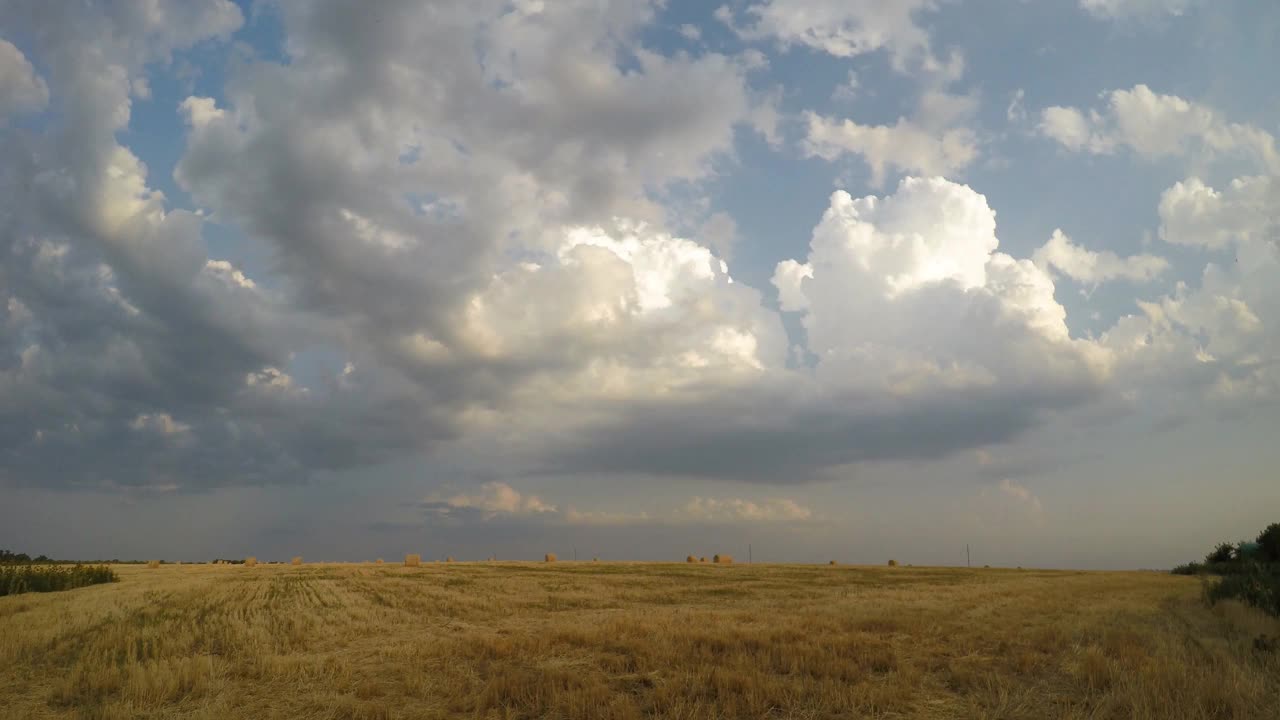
713, 554, 733, 564
290, 556, 302, 566
404, 554, 420, 567
544, 553, 556, 563
1, 563, 1276, 719
243, 557, 257, 568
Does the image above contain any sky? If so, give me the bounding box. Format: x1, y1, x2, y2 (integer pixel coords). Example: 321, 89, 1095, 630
1, 0, 1278, 569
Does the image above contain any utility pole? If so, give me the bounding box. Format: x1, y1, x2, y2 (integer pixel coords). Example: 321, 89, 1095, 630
749, 543, 753, 564
573, 547, 578, 561
966, 544, 971, 568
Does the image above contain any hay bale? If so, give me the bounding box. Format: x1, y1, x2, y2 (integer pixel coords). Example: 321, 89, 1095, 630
445, 556, 455, 563
887, 559, 898, 567
291, 556, 303, 566
244, 557, 257, 567
544, 553, 557, 563
699, 557, 707, 563
405, 554, 421, 567
713, 554, 733, 564
146, 560, 160, 569
829, 560, 838, 565
375, 558, 384, 564
686, 555, 697, 563
592, 557, 599, 562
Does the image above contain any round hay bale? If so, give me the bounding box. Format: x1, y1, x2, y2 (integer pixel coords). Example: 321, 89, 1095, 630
713, 554, 733, 565
404, 554, 421, 567
244, 557, 257, 567
887, 559, 898, 567
686, 555, 697, 563
544, 553, 557, 562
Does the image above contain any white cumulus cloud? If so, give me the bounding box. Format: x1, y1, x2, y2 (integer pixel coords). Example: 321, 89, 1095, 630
1034, 229, 1169, 284
804, 112, 979, 187
1039, 85, 1280, 173
1158, 176, 1280, 250
775, 177, 1110, 400
735, 0, 951, 75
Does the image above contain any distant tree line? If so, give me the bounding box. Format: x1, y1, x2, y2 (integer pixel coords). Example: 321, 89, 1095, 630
1172, 523, 1280, 618
2, 549, 283, 566
0, 549, 55, 564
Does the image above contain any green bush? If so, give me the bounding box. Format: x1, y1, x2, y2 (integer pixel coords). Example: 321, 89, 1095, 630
1205, 542, 1236, 564
0, 564, 117, 597
1204, 563, 1280, 618
1171, 562, 1204, 576
1257, 523, 1280, 563
1174, 522, 1279, 618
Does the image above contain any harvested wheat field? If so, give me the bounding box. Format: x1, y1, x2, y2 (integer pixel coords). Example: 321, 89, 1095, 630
1, 562, 1277, 719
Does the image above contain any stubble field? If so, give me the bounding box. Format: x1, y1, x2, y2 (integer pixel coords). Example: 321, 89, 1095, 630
1, 561, 1277, 719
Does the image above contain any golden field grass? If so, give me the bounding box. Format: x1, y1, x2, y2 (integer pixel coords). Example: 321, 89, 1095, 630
1, 562, 1277, 719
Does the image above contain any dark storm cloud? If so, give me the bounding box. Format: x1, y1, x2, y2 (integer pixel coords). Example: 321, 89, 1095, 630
532, 376, 1100, 483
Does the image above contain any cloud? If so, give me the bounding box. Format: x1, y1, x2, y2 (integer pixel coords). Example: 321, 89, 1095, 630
0, 39, 49, 119
1006, 89, 1027, 124
680, 497, 812, 522
1, 1, 778, 490
1039, 85, 1280, 173
1158, 176, 1280, 250
1079, 0, 1204, 20
804, 112, 979, 187
1103, 175, 1280, 401
995, 478, 1041, 510
562, 507, 653, 527
0, 2, 329, 490
418, 482, 811, 527
1034, 229, 1169, 284
12, 0, 1268, 502
421, 482, 557, 520
507, 177, 1108, 482
975, 478, 1044, 524
774, 177, 1107, 388
128, 413, 192, 437
733, 0, 953, 75
1036, 89, 1280, 404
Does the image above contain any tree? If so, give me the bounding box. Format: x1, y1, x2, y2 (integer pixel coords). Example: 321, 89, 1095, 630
1257, 523, 1280, 563
1206, 542, 1235, 565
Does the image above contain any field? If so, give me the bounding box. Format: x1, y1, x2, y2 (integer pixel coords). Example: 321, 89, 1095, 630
1, 562, 1277, 719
